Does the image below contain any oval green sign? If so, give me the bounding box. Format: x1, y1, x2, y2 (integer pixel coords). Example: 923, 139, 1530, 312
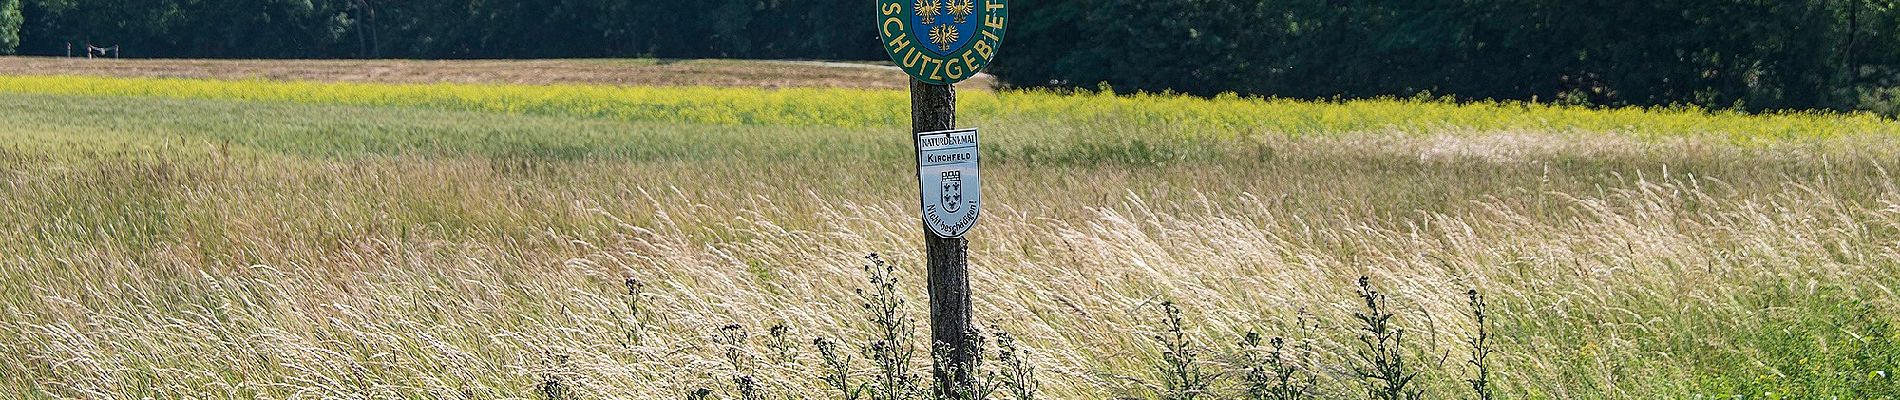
878, 0, 1008, 85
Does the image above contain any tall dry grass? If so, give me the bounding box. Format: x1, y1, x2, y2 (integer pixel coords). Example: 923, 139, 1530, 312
0, 89, 1897, 399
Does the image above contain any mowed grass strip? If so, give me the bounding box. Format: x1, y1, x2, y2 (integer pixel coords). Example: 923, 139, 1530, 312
0, 57, 984, 90
2, 75, 1896, 141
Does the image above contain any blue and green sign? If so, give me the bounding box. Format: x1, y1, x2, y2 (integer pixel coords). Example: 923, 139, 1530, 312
878, 0, 1007, 85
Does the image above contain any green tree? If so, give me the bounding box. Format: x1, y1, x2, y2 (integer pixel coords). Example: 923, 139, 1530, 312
1, 0, 23, 54
993, 0, 1900, 112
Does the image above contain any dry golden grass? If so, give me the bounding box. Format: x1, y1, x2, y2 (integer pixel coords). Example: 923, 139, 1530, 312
0, 79, 1896, 399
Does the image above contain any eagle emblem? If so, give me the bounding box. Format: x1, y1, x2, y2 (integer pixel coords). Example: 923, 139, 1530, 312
911, 0, 980, 55
880, 0, 1006, 84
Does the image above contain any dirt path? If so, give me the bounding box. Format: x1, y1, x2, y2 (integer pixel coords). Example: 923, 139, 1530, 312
0, 57, 997, 90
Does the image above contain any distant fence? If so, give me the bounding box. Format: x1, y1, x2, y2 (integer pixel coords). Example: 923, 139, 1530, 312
67, 43, 120, 58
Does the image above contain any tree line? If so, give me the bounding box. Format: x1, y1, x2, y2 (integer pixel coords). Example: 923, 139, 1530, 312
2, 0, 1899, 112
998, 0, 1900, 112
1, 0, 884, 60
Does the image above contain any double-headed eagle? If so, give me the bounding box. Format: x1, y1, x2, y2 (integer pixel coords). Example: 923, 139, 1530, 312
947, 0, 975, 23
915, 0, 976, 50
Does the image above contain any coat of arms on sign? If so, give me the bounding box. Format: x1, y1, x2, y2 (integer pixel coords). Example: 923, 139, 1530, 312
914, 0, 977, 51
940, 170, 963, 213
879, 0, 1006, 85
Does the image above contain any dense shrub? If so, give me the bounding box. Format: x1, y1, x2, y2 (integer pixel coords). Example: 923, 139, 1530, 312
0, 0, 19, 54
992, 0, 1900, 112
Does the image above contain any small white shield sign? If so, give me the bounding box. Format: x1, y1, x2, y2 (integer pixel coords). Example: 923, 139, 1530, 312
916, 128, 981, 238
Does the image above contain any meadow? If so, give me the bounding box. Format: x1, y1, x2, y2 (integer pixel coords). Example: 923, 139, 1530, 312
1, 70, 1898, 399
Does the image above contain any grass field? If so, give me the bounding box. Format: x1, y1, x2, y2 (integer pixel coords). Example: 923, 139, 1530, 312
1, 63, 1898, 399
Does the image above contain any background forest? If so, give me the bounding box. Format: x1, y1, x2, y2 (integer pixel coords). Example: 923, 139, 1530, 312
3, 0, 1900, 113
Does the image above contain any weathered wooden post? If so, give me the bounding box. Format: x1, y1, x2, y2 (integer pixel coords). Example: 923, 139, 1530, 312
914, 80, 973, 395
878, 0, 1007, 396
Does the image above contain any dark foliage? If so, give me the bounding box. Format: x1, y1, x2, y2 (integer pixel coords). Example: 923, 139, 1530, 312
1154, 301, 1212, 400
1351, 277, 1421, 400
7, 0, 884, 60
1238, 332, 1315, 400
994, 0, 1900, 112
0, 0, 19, 54
1466, 289, 1493, 400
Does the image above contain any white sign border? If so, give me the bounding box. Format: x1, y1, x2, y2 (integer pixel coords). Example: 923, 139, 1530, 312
914, 128, 982, 238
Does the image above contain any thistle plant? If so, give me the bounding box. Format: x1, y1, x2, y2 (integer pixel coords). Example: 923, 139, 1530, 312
1155, 301, 1211, 400
1351, 277, 1422, 400
860, 253, 923, 400
539, 353, 577, 400
934, 327, 994, 400
1238, 332, 1314, 400
993, 330, 1039, 400
1466, 289, 1494, 400
621, 276, 646, 346
810, 254, 1043, 400
718, 323, 752, 373
815, 336, 865, 400
769, 322, 795, 363
716, 324, 763, 400
732, 375, 762, 400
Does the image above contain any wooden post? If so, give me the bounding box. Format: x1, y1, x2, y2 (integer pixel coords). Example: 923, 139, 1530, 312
911, 79, 974, 397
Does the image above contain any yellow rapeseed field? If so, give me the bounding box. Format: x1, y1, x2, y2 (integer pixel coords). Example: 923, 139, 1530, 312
3, 75, 1896, 141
